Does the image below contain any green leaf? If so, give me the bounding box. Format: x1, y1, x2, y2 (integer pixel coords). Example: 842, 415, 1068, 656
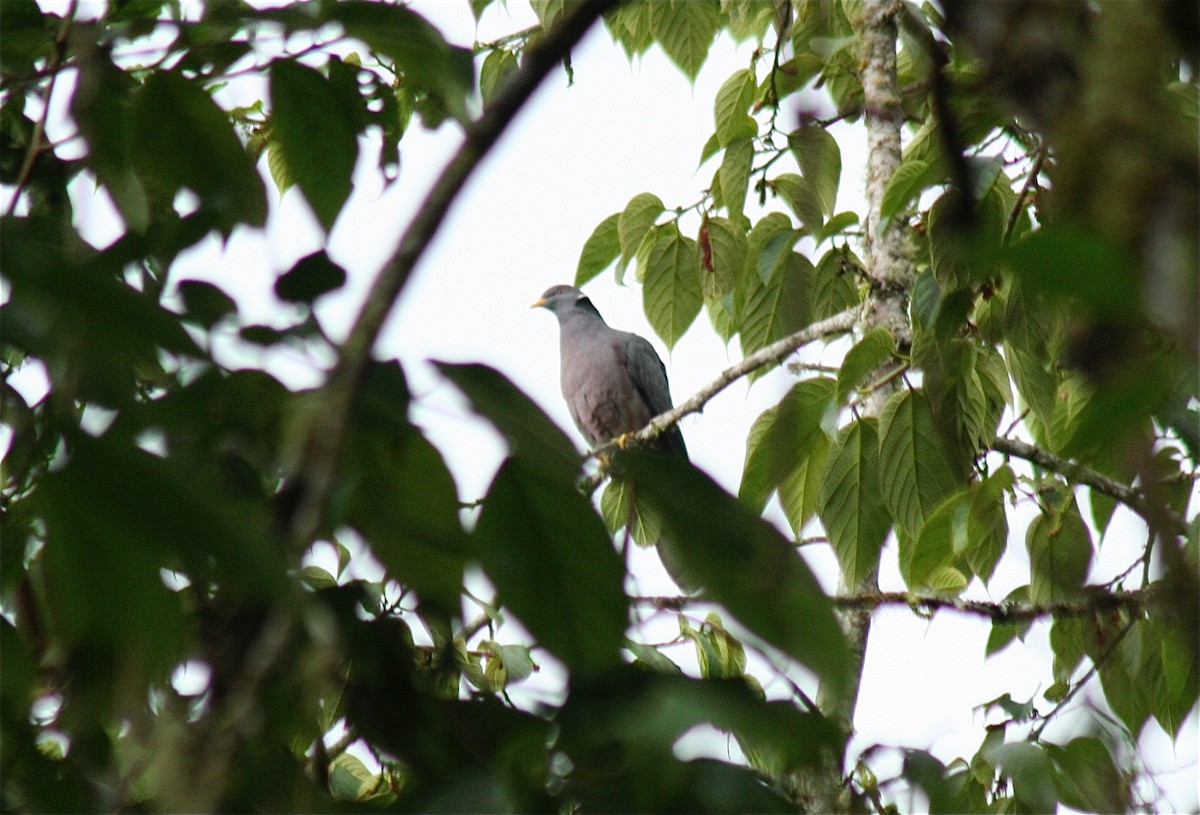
739, 252, 812, 359
274, 250, 348, 304
643, 228, 702, 348
714, 68, 759, 145
877, 389, 961, 535
624, 453, 849, 697
809, 246, 861, 319
699, 215, 746, 300
837, 328, 895, 403
789, 124, 840, 217
269, 59, 359, 232
435, 362, 581, 481
986, 586, 1033, 656
880, 157, 936, 223
331, 1, 474, 122
778, 434, 830, 536
329, 753, 375, 800
603, 1, 654, 61
820, 419, 892, 588
964, 465, 1012, 585
600, 476, 662, 546
718, 138, 754, 218
479, 47, 518, 106
132, 70, 267, 231
576, 212, 622, 286
1026, 496, 1092, 604
739, 378, 837, 513
624, 638, 683, 674
772, 173, 823, 233
618, 192, 665, 261
1003, 226, 1138, 319
899, 489, 970, 593
647, 0, 721, 81
983, 741, 1058, 814
474, 458, 627, 678
177, 280, 237, 329
1045, 737, 1129, 813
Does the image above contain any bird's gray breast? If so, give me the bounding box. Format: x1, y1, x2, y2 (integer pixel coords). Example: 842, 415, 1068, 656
560, 329, 651, 448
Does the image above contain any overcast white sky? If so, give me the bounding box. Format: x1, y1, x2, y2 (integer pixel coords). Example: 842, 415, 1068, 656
8, 0, 1198, 808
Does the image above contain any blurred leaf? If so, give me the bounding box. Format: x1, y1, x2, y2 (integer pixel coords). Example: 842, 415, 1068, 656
132, 70, 267, 231
177, 279, 237, 329
1003, 226, 1138, 319
274, 250, 348, 304
624, 453, 849, 697
576, 212, 621, 286
269, 59, 359, 232
1045, 737, 1128, 813
643, 227, 702, 349
331, 2, 474, 122
740, 378, 836, 513
820, 418, 891, 588
986, 586, 1033, 656
479, 47, 518, 106
983, 741, 1057, 813
329, 753, 375, 800
473, 458, 626, 678
436, 362, 581, 481
625, 638, 683, 674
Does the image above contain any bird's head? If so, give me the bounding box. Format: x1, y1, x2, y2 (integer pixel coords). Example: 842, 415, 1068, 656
531, 284, 602, 321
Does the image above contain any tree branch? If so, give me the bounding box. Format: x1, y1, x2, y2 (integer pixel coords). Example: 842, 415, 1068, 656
636, 589, 1149, 622
991, 436, 1189, 537
283, 0, 618, 546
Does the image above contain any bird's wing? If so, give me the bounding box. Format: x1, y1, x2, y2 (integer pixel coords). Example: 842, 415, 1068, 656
622, 332, 688, 458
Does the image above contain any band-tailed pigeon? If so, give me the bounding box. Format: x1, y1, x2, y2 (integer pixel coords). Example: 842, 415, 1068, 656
532, 284, 687, 458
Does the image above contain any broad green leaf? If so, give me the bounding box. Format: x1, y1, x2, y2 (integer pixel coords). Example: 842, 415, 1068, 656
331, 2, 474, 122
739, 252, 812, 359
301, 565, 337, 591
965, 465, 1012, 585
1026, 496, 1092, 604
479, 47, 518, 106
647, 0, 721, 81
1096, 620, 1158, 736
714, 68, 759, 145
600, 476, 662, 546
772, 173, 823, 233
576, 212, 621, 286
132, 70, 267, 231
530, 0, 566, 27
789, 124, 840, 217
819, 419, 891, 588
435, 362, 581, 481
269, 59, 358, 232
618, 192, 665, 261
1156, 622, 1199, 739
756, 229, 800, 284
778, 433, 830, 535
877, 389, 961, 535
900, 489, 969, 593
643, 228, 702, 348
725, 0, 776, 41
719, 137, 754, 218
623, 453, 849, 697
1045, 737, 1129, 814
810, 246, 861, 319
739, 378, 837, 513
837, 328, 895, 403
1003, 226, 1138, 320
699, 215, 747, 299
625, 638, 683, 674
603, 1, 653, 60
274, 250, 347, 304
474, 457, 626, 678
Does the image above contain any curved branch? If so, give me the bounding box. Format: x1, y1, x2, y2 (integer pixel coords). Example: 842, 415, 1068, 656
583, 305, 859, 469
283, 0, 618, 545
991, 436, 1189, 537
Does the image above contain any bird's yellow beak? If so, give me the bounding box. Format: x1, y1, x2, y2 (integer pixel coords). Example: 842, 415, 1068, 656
531, 298, 548, 309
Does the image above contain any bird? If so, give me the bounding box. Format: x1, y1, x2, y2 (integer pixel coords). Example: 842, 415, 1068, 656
532, 284, 687, 459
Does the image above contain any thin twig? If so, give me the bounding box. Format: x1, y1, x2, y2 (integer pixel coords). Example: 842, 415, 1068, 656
1003, 147, 1046, 244
5, 0, 76, 217
991, 436, 1188, 537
